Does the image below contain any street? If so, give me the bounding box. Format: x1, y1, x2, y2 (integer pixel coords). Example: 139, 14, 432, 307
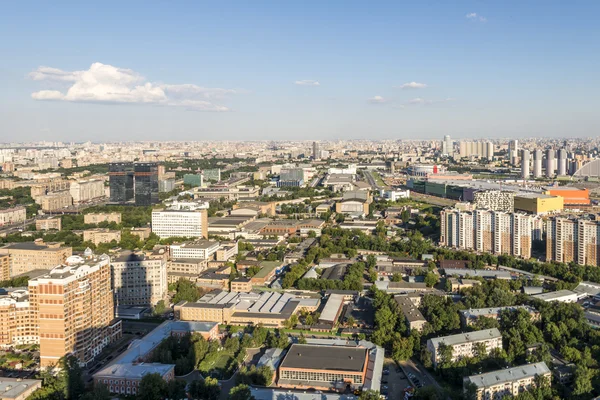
398, 358, 443, 392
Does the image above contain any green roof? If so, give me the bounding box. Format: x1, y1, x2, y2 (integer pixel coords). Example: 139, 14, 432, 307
254, 261, 282, 279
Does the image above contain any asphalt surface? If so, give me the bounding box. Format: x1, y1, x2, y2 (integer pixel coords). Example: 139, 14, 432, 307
398, 358, 443, 392
382, 359, 411, 400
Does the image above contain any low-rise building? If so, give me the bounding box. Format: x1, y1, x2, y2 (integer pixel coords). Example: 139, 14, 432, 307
427, 328, 503, 367
36, 191, 72, 211
459, 306, 539, 327
250, 261, 282, 286
93, 321, 218, 395
129, 227, 152, 240
394, 296, 427, 332
196, 269, 230, 289
335, 191, 372, 217
514, 193, 563, 214
231, 277, 252, 292
0, 240, 72, 277
84, 212, 122, 225
169, 240, 220, 260
216, 241, 238, 261
151, 209, 208, 239
0, 377, 42, 400
83, 228, 121, 245
35, 216, 62, 231
531, 289, 579, 303
167, 259, 208, 283
464, 362, 551, 400
448, 278, 481, 292
0, 206, 26, 226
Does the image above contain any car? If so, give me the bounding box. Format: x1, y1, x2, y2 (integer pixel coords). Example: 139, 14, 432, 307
382, 385, 388, 390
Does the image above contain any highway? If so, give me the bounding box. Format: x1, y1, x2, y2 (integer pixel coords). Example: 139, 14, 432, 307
364, 170, 382, 190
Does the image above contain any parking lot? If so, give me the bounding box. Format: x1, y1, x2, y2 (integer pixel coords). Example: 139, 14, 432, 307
381, 359, 411, 400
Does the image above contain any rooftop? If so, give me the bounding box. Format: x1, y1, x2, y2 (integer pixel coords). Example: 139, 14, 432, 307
465, 362, 550, 388
0, 378, 41, 399
531, 289, 578, 301
280, 344, 368, 372
429, 328, 502, 348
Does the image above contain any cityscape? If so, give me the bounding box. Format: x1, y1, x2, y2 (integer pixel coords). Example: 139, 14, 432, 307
1, 2, 600, 400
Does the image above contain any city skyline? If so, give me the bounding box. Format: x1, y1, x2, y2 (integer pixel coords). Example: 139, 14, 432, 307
1, 1, 599, 142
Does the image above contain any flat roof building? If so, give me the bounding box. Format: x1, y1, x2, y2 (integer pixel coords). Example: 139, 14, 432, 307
464, 362, 550, 400
427, 328, 502, 367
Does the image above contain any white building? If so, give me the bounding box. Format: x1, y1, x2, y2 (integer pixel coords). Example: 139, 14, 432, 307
0, 206, 27, 226
464, 362, 550, 400
69, 179, 106, 205
151, 209, 208, 239
170, 240, 220, 260
531, 289, 578, 303
111, 252, 168, 306
427, 328, 502, 367
380, 189, 410, 201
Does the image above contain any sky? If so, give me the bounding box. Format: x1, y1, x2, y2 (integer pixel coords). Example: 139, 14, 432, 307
0, 1, 599, 142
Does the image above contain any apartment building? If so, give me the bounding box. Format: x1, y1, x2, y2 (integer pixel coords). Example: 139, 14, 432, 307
0, 240, 72, 277
0, 289, 38, 347
83, 228, 122, 245
69, 178, 106, 204
111, 251, 168, 306
28, 253, 121, 367
0, 206, 26, 226
151, 209, 208, 239
546, 216, 600, 266
167, 259, 208, 283
440, 209, 541, 259
84, 212, 122, 225
464, 362, 551, 400
459, 306, 539, 327
0, 254, 9, 281
36, 191, 72, 211
29, 180, 70, 200
427, 328, 503, 367
169, 240, 219, 260
35, 216, 62, 231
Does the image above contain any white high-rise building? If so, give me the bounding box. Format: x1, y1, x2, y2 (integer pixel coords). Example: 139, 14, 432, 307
151, 209, 208, 239
533, 150, 543, 178
546, 149, 556, 178
521, 149, 530, 179
508, 140, 519, 166
443, 135, 453, 157
557, 149, 567, 176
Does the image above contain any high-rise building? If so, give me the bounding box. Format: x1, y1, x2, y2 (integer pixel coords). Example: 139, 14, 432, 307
111, 251, 168, 307
521, 149, 530, 179
151, 209, 208, 239
27, 253, 121, 367
69, 179, 106, 205
312, 141, 320, 160
442, 135, 453, 157
109, 162, 134, 203
134, 162, 159, 206
508, 140, 519, 166
545, 149, 555, 178
440, 209, 540, 259
533, 150, 543, 178
557, 149, 567, 176
546, 217, 600, 266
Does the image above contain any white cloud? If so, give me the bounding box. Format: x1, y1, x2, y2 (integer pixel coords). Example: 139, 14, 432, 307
294, 79, 320, 86
398, 82, 427, 90
29, 62, 236, 111
466, 12, 487, 22
407, 97, 456, 106
368, 96, 388, 104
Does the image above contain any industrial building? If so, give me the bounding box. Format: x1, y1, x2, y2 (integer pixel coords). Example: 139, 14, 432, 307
513, 193, 563, 214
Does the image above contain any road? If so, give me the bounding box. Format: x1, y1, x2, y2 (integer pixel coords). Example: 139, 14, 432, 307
398, 358, 443, 392
364, 170, 381, 190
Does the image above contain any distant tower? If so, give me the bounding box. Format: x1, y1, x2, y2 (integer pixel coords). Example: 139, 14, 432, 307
312, 141, 320, 160
545, 149, 555, 178
521, 150, 530, 179
533, 150, 543, 178
443, 135, 453, 157
486, 142, 494, 160
557, 149, 567, 176
508, 140, 519, 166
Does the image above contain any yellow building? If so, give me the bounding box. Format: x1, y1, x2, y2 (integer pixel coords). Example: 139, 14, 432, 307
84, 212, 122, 225
0, 240, 72, 277
514, 194, 563, 214
83, 228, 122, 245
0, 254, 9, 281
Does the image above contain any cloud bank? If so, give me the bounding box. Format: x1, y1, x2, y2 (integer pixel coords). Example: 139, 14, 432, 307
367, 96, 388, 104
399, 82, 427, 89
466, 12, 487, 22
30, 63, 236, 111
294, 79, 320, 86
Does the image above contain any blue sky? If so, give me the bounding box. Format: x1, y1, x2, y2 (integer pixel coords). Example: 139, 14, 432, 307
0, 1, 598, 142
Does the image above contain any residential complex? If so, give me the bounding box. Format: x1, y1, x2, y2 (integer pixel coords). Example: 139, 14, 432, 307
151, 209, 208, 239
546, 216, 600, 266
0, 206, 26, 226
1, 253, 122, 368
464, 362, 551, 400
0, 240, 72, 277
427, 328, 503, 367
440, 209, 542, 258
35, 216, 62, 231
111, 251, 168, 306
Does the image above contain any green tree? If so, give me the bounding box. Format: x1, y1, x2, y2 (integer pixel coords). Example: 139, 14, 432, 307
80, 383, 111, 400
153, 300, 166, 316
189, 377, 220, 400
172, 278, 202, 304
424, 272, 439, 288
137, 373, 166, 400
359, 390, 381, 400
572, 365, 594, 396
229, 384, 254, 400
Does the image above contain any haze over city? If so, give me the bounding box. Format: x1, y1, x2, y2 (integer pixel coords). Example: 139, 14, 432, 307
1, 1, 599, 142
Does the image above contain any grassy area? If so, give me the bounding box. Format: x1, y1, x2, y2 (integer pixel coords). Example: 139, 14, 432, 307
198, 351, 235, 379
